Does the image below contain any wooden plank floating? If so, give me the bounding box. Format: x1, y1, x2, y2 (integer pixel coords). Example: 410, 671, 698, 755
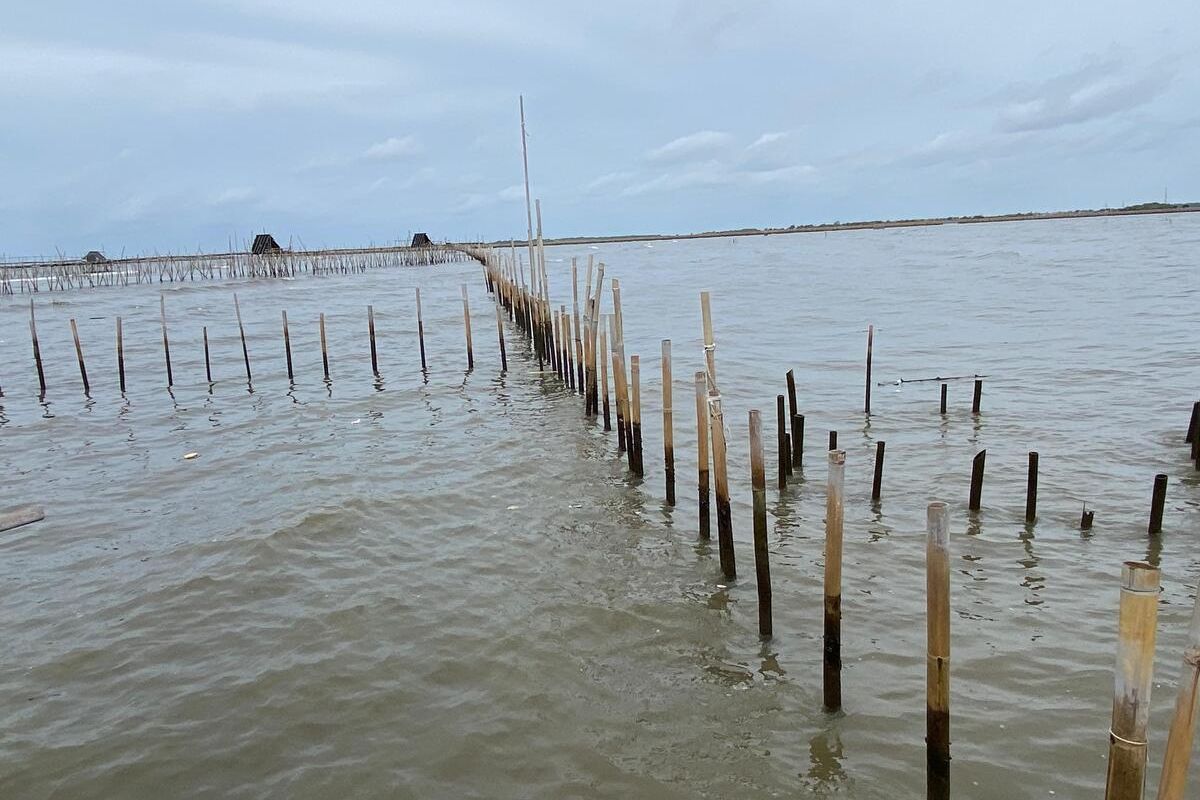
824, 448, 846, 712
926, 501, 951, 800
0, 504, 45, 533
661, 339, 675, 505
69, 318, 89, 395
749, 409, 772, 637
1104, 561, 1160, 800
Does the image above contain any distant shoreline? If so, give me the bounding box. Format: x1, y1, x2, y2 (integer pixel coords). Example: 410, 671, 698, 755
506, 203, 1200, 248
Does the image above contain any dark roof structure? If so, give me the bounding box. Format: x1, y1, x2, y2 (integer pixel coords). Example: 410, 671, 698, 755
251, 234, 282, 255
83, 250, 108, 264
411, 232, 432, 247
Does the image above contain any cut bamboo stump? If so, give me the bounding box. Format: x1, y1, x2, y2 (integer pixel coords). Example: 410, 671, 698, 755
969, 450, 986, 511
282, 310, 294, 382
872, 441, 885, 502
69, 319, 89, 395
749, 409, 772, 637
701, 290, 717, 391
160, 295, 173, 388
927, 501, 951, 800
1026, 451, 1039, 524
1081, 505, 1095, 531
824, 448, 846, 712
116, 317, 126, 393
1155, 584, 1200, 800
1104, 561, 1160, 800
662, 340, 675, 504
1149, 474, 1168, 534
972, 378, 982, 414
710, 395, 735, 580
695, 371, 711, 540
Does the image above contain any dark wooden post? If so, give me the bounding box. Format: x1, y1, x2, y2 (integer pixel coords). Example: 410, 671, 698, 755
871, 441, 886, 501
1025, 451, 1039, 524
69, 319, 89, 395
776, 395, 788, 489
1149, 474, 1168, 534
971, 378, 982, 414
968, 450, 986, 511
116, 316, 126, 393
750, 409, 772, 637
864, 323, 873, 415
940, 383, 947, 414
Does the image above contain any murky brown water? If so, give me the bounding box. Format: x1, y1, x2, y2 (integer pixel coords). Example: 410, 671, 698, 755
2, 213, 1199, 798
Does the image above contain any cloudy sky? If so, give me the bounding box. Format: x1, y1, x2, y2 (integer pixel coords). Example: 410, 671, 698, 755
1, 1, 1196, 257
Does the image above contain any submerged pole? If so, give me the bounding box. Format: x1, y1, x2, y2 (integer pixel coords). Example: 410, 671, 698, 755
710, 395, 735, 580
495, 302, 508, 372
969, 450, 986, 511
695, 371, 711, 539
749, 409, 772, 637
787, 368, 800, 468
793, 413, 805, 470
116, 316, 126, 393
662, 339, 675, 505
1104, 561, 1160, 800
926, 501, 951, 800
29, 302, 46, 396
872, 441, 886, 502
864, 323, 874, 415
319, 312, 330, 381
776, 395, 788, 489
415, 288, 428, 372
972, 378, 983, 415
630, 355, 643, 476
1149, 474, 1168, 535
940, 383, 947, 414
824, 448, 846, 712
1026, 451, 1039, 524
600, 323, 611, 431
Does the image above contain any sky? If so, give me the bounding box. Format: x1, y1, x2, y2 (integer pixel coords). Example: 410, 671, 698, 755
1, 1, 1197, 257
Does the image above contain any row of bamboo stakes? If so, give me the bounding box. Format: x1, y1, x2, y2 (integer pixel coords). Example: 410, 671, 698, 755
0, 244, 468, 296
4, 239, 1198, 798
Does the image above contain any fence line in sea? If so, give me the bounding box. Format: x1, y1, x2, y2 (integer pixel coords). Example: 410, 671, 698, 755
3, 237, 1199, 799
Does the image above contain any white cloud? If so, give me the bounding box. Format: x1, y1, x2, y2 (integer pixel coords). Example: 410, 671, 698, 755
646, 130, 734, 163
364, 136, 422, 160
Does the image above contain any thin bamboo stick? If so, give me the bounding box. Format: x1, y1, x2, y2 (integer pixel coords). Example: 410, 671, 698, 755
368, 304, 379, 376
320, 312, 330, 380
1026, 451, 1039, 523
415, 288, 427, 372
116, 316, 125, 393
1104, 561, 1161, 800
872, 441, 886, 501
927, 501, 951, 800
495, 301, 508, 372
462, 285, 475, 371
1156, 584, 1200, 800
282, 310, 294, 382
69, 319, 89, 394
777, 395, 788, 489
631, 354, 643, 475
600, 322, 611, 431
160, 295, 173, 387
662, 339, 675, 505
234, 293, 251, 384
865, 323, 874, 415
203, 326, 212, 383
696, 371, 711, 539
824, 448, 846, 712
750, 409, 772, 637
701, 290, 717, 392
710, 394, 735, 580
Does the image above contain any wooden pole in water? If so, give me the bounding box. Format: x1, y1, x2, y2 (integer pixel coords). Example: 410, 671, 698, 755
160, 295, 173, 388
234, 293, 252, 384
116, 316, 126, 393
792, 413, 805, 470
630, 354, 643, 475
319, 312, 330, 380
787, 369, 800, 469
1104, 561, 1160, 800
829, 430, 838, 451
872, 441, 886, 502
69, 318, 89, 394
695, 371, 711, 539
776, 395, 788, 489
824, 448, 846, 712
926, 501, 951, 800
600, 323, 611, 431
1026, 451, 1039, 524
368, 304, 379, 376
203, 326, 212, 383
1149, 474, 1168, 534
461, 285, 475, 371
415, 288, 428, 372
1082, 505, 1096, 530
749, 409, 772, 637
29, 301, 46, 396
495, 301, 508, 372
1187, 401, 1199, 445
1156, 585, 1200, 800
662, 339, 675, 504
710, 395, 735, 579
968, 450, 986, 511
282, 310, 294, 382
700, 290, 717, 392
864, 324, 874, 415
940, 383, 948, 414
972, 379, 982, 414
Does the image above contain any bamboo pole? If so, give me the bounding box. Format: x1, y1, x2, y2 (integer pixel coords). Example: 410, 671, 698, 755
1156, 584, 1200, 800
495, 301, 508, 372
319, 312, 330, 380
203, 326, 212, 383
940, 383, 948, 414
662, 339, 675, 505
865, 323, 874, 415
696, 371, 711, 539
710, 394, 735, 579
600, 322, 611, 431
824, 448, 846, 712
1149, 474, 1168, 534
462, 284, 475, 371
116, 316, 125, 393
573, 260, 584, 393
1104, 561, 1161, 800
610, 319, 628, 453
29, 301, 46, 396
368, 304, 379, 376
1026, 451, 1039, 523
969, 450, 986, 511
793, 413, 804, 470
234, 293, 252, 384
750, 409, 772, 637
872, 441, 886, 502
927, 501, 951, 800
787, 368, 799, 468
160, 295, 173, 387
69, 318, 89, 394
700, 290, 717, 392
282, 310, 294, 382
776, 395, 788, 489
972, 379, 983, 414
630, 354, 644, 475
415, 288, 428, 372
